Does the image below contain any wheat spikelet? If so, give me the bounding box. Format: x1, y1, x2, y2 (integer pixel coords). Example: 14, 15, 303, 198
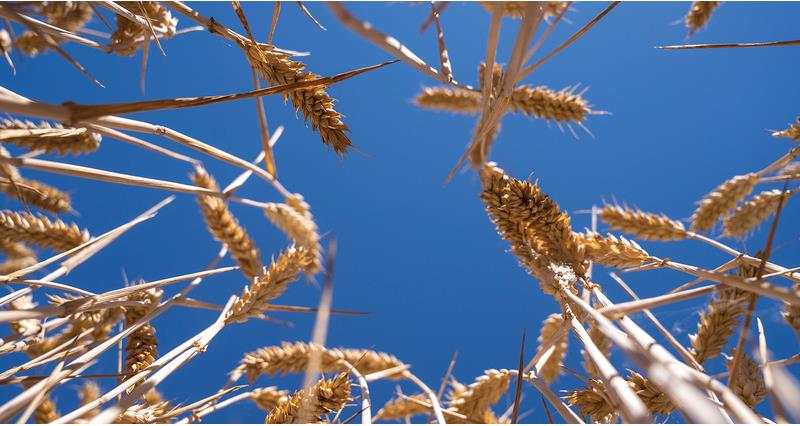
447, 369, 512, 423
626, 370, 674, 416
265, 372, 351, 424
115, 389, 171, 424
537, 313, 568, 384
509, 85, 590, 124
478, 1, 568, 18
249, 387, 290, 412
414, 87, 482, 114
575, 232, 650, 268
191, 167, 263, 278
690, 173, 758, 232
689, 264, 754, 364
374, 393, 430, 421
123, 287, 163, 390
582, 319, 611, 378
77, 381, 101, 421
783, 284, 800, 341
0, 176, 72, 214
236, 341, 405, 382
773, 117, 800, 141
226, 247, 313, 324
111, 2, 177, 56
0, 118, 101, 156
685, 1, 722, 35
263, 201, 321, 273
0, 210, 89, 252
247, 43, 352, 155
726, 353, 766, 409
723, 189, 796, 238
600, 204, 687, 241
564, 378, 616, 423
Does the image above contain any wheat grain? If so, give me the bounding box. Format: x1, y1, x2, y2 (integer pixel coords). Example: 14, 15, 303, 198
123, 287, 163, 391
265, 372, 351, 424
600, 204, 687, 241
0, 118, 101, 156
537, 313, 568, 384
685, 1, 722, 35
249, 387, 290, 412
723, 189, 796, 238
247, 43, 352, 155
191, 167, 263, 278
773, 117, 800, 141
726, 353, 766, 409
111, 2, 177, 56
783, 284, 800, 341
77, 381, 100, 421
626, 370, 674, 416
575, 232, 650, 268
564, 378, 616, 423
236, 341, 405, 382
0, 176, 72, 214
0, 209, 89, 252
374, 393, 430, 421
446, 369, 512, 423
226, 247, 313, 324
690, 173, 759, 232
263, 201, 321, 273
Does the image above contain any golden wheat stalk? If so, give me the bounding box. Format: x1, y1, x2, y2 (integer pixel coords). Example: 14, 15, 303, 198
265, 372, 351, 424
576, 232, 651, 268
690, 173, 759, 232
191, 167, 263, 278
0, 118, 101, 156
537, 313, 568, 384
374, 393, 430, 421
0, 210, 89, 252
723, 189, 796, 238
600, 204, 687, 241
247, 43, 352, 155
226, 247, 313, 324
123, 288, 163, 390
685, 1, 722, 35
234, 341, 405, 383
446, 369, 512, 423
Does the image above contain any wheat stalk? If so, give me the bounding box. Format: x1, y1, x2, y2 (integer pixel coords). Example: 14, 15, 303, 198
690, 172, 759, 232
191, 167, 263, 278
600, 204, 687, 241
537, 313, 568, 384
265, 372, 351, 424
0, 118, 101, 156
685, 1, 722, 35
581, 319, 611, 378
0, 210, 89, 252
723, 189, 797, 238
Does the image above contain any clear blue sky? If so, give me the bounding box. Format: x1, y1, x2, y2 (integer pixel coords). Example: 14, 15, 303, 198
2, 1, 799, 423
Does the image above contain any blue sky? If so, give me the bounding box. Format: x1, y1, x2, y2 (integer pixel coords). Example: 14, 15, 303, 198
2, 1, 799, 423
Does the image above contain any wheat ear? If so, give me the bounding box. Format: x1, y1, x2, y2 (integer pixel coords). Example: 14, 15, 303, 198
263, 199, 321, 273
600, 204, 687, 241
446, 369, 512, 423
0, 176, 72, 214
0, 210, 89, 252
191, 167, 263, 278
575, 232, 651, 268
690, 173, 758, 232
0, 118, 101, 156
110, 2, 177, 56
685, 1, 722, 35
249, 387, 290, 412
723, 189, 796, 238
782, 283, 800, 341
116, 389, 172, 424
247, 43, 352, 155
226, 247, 313, 324
235, 341, 405, 382
626, 370, 675, 416
564, 378, 616, 423
773, 117, 800, 141
0, 255, 36, 275
537, 313, 568, 384
725, 353, 766, 409
478, 2, 568, 19
374, 393, 430, 421
123, 287, 163, 391
13, 2, 93, 56
414, 87, 481, 114
265, 372, 351, 424
77, 381, 100, 421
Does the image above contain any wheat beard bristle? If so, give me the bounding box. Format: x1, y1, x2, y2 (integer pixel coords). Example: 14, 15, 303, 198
111, 2, 177, 56
0, 118, 102, 156
725, 353, 766, 409
600, 204, 687, 241
685, 1, 722, 35
265, 372, 351, 424
123, 287, 163, 391
246, 43, 352, 156
690, 173, 758, 232
191, 167, 264, 278
537, 313, 568, 384
235, 341, 405, 382
0, 209, 89, 252
446, 369, 512, 423
374, 393, 430, 421
249, 387, 290, 412
723, 189, 796, 238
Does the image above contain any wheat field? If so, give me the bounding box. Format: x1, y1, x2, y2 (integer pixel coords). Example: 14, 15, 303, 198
0, 1, 798, 424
